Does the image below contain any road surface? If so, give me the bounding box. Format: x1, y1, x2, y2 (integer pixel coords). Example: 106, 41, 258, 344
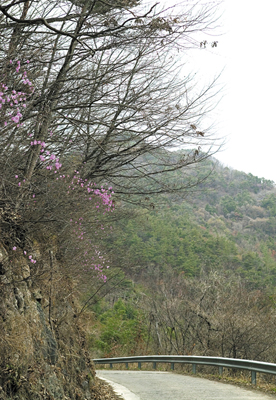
96, 370, 276, 400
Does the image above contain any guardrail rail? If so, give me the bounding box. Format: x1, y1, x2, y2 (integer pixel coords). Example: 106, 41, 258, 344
93, 355, 276, 385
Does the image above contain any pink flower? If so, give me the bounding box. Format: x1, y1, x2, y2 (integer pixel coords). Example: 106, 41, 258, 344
13, 246, 17, 250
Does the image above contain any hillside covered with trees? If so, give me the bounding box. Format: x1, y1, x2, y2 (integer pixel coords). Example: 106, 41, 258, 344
103, 156, 276, 287
89, 158, 276, 370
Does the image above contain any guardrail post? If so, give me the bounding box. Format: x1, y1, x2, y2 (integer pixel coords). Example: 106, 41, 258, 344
109, 363, 113, 369
171, 362, 174, 371
125, 362, 128, 369
138, 362, 141, 369
153, 362, 157, 370
251, 371, 256, 385
192, 364, 197, 374
218, 366, 223, 375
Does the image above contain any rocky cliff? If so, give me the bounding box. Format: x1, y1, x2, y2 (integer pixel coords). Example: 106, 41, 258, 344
0, 244, 117, 400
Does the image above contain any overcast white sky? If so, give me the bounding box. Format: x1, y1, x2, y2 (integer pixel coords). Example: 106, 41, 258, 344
158, 0, 276, 182
184, 0, 276, 182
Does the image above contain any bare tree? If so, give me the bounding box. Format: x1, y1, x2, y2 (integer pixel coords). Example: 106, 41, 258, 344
0, 0, 222, 258
144, 270, 276, 362
1, 1, 219, 187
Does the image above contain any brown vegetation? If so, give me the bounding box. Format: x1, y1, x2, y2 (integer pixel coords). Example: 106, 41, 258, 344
0, 240, 121, 399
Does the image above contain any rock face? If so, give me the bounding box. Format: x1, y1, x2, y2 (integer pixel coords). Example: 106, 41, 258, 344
0, 244, 98, 400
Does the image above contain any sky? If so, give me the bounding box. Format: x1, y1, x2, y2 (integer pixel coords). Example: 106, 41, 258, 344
182, 0, 276, 182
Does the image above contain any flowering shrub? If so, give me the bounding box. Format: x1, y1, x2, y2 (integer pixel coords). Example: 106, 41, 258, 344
54, 172, 115, 281
0, 59, 33, 128
0, 61, 114, 280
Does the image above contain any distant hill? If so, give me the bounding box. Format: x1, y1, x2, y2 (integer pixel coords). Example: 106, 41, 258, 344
89, 156, 276, 363
104, 156, 276, 289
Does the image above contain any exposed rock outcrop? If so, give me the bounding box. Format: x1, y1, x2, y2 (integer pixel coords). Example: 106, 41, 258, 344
0, 243, 115, 400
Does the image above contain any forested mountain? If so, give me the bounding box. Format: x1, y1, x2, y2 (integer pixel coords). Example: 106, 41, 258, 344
89, 157, 276, 364
103, 155, 276, 288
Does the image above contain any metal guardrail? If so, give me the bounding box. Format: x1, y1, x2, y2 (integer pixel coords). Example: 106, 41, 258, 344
93, 355, 276, 385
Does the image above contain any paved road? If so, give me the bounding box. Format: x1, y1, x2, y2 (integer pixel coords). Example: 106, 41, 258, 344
96, 370, 276, 400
